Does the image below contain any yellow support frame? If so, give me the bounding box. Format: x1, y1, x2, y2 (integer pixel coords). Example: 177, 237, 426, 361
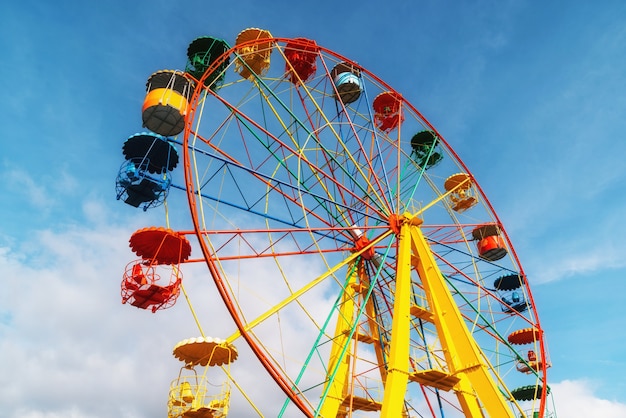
408, 219, 513, 417
319, 216, 514, 417
318, 263, 359, 417
380, 219, 413, 416
318, 260, 389, 417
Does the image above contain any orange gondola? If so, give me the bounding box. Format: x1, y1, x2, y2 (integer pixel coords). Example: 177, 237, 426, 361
235, 28, 273, 80
444, 173, 477, 212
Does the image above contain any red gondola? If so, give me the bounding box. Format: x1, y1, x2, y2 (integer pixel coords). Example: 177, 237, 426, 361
121, 227, 191, 312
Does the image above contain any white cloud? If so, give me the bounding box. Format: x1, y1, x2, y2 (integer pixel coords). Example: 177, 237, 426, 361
4, 166, 55, 210
525, 241, 626, 284
552, 379, 626, 418
0, 210, 195, 417
0, 201, 337, 417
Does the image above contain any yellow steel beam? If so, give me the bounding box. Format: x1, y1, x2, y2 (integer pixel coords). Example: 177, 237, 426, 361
318, 262, 359, 417
408, 222, 513, 418
380, 221, 413, 416
359, 261, 388, 384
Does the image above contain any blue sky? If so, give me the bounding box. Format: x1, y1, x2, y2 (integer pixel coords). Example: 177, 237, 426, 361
1, 0, 625, 417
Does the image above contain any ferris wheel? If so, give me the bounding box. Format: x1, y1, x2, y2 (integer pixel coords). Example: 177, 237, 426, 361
115, 28, 556, 418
